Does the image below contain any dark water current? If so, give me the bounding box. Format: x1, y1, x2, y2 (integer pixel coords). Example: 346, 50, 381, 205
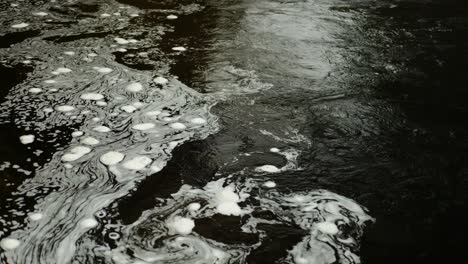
0, 0, 466, 263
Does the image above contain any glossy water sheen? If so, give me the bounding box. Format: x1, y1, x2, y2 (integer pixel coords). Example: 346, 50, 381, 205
0, 0, 466, 263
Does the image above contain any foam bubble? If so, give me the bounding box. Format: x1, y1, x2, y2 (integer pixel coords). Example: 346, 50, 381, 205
33, 12, 48, 16
167, 15, 178, 19
79, 218, 98, 228
263, 181, 276, 188
81, 137, 99, 145
121, 105, 137, 113
153, 77, 168, 85
315, 222, 339, 235
64, 51, 75, 56
43, 108, 54, 113
270, 147, 280, 153
256, 165, 280, 173
80, 93, 104, 101
126, 82, 143, 92
190, 117, 206, 124
44, 79, 56, 84
215, 187, 242, 216
11, 23, 29, 28
71, 131, 83, 137
96, 101, 107, 106
132, 102, 145, 108
100, 13, 111, 17
188, 203, 201, 211
132, 123, 155, 131
0, 238, 21, 250
93, 126, 111, 133
114, 38, 129, 44
167, 216, 195, 235
61, 146, 92, 162
29, 213, 44, 221
170, 122, 186, 130
172, 47, 187, 51
122, 156, 152, 171
56, 105, 75, 112
56, 67, 72, 73
93, 67, 113, 73
145, 110, 161, 116
100, 151, 125, 166
20, 135, 35, 144
29, 88, 42, 93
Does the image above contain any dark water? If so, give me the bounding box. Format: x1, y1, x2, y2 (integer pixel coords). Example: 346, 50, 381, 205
0, 0, 466, 263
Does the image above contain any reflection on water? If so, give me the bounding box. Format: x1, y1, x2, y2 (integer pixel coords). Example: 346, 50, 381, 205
0, 0, 466, 263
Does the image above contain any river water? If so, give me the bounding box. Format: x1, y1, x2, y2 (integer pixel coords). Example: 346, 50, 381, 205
0, 0, 466, 263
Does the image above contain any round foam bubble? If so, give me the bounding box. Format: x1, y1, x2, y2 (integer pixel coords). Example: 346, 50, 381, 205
81, 137, 99, 145
108, 232, 120, 240
11, 23, 29, 28
263, 181, 277, 188
61, 146, 92, 162
187, 203, 201, 211
126, 82, 143, 92
71, 131, 83, 137
168, 216, 195, 235
93, 126, 111, 133
167, 15, 178, 19
29, 212, 44, 221
20, 135, 35, 144
256, 165, 280, 173
29, 88, 42, 93
56, 105, 75, 112
270, 147, 280, 153
172, 47, 187, 51
80, 218, 98, 228
190, 117, 206, 124
153, 77, 168, 85
80, 93, 104, 100
315, 222, 339, 235
217, 202, 242, 216
132, 123, 155, 131
100, 151, 125, 166
122, 156, 152, 171
0, 238, 21, 250
100, 13, 111, 17
96, 101, 107, 106
121, 105, 137, 113
93, 67, 113, 73
170, 123, 186, 130
56, 67, 72, 73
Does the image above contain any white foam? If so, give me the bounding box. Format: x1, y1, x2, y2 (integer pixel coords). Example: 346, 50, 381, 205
215, 186, 242, 216
122, 156, 152, 171
80, 93, 104, 101
167, 216, 195, 235
44, 79, 56, 84
56, 105, 75, 112
121, 105, 137, 113
129, 13, 139, 17
190, 117, 206, 124
116, 48, 127, 52
263, 181, 276, 188
188, 203, 201, 211
100, 13, 111, 17
167, 15, 178, 19
132, 102, 145, 108
11, 23, 29, 28
71, 131, 84, 137
125, 82, 143, 92
20, 135, 35, 144
28, 212, 44, 221
55, 67, 72, 73
93, 126, 111, 133
88, 53, 98, 57
170, 122, 186, 130
61, 146, 91, 162
29, 88, 42, 93
132, 123, 155, 131
172, 47, 187, 51
153, 77, 168, 85
81, 137, 99, 145
64, 51, 75, 56
96, 101, 107, 106
32, 12, 48, 16
315, 222, 339, 235
145, 110, 161, 116
79, 218, 98, 228
270, 147, 280, 153
256, 165, 280, 173
93, 67, 113, 73
22, 60, 32, 64
43, 107, 54, 113
0, 238, 21, 250
100, 151, 125, 166
114, 38, 129, 44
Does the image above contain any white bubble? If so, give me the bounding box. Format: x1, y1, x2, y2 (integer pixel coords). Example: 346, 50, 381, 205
80, 93, 104, 100
81, 137, 99, 145
316, 222, 339, 235
121, 105, 137, 113
32, 12, 48, 16
71, 131, 84, 137
126, 82, 143, 92
256, 165, 280, 173
167, 15, 178, 20
96, 101, 107, 106
170, 122, 186, 130
263, 181, 276, 188
55, 67, 72, 73
114, 37, 129, 44
43, 107, 54, 113
129, 13, 139, 17
116, 48, 127, 52
29, 212, 44, 221
11, 23, 29, 28
56, 105, 75, 112
29, 88, 42, 93
80, 218, 98, 228
145, 110, 161, 116
132, 101, 145, 108
100, 151, 125, 166
100, 13, 111, 17
93, 67, 113, 73
123, 156, 152, 171
167, 216, 195, 235
0, 238, 21, 250
190, 117, 206, 124
61, 146, 92, 162
132, 123, 155, 131
64, 51, 75, 56
187, 203, 201, 211
172, 47, 187, 51
44, 79, 57, 84
153, 77, 168, 85
270, 147, 280, 153
93, 126, 111, 133
20, 135, 35, 144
